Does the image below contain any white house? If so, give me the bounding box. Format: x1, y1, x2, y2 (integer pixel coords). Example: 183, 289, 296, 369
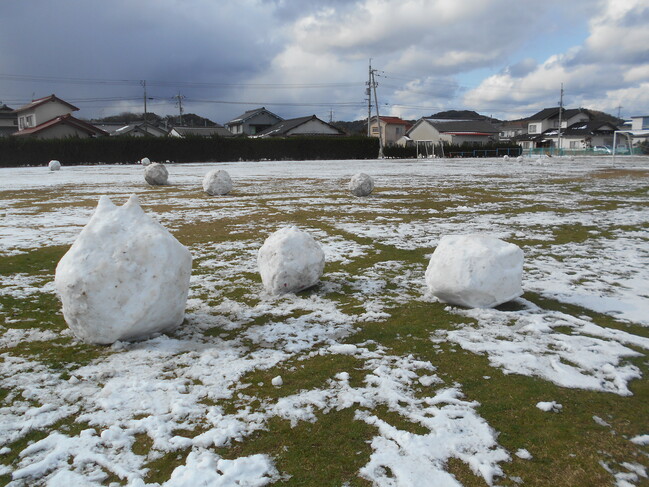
547, 120, 618, 150
12, 94, 107, 139
255, 115, 345, 137
631, 116, 649, 131
406, 118, 499, 146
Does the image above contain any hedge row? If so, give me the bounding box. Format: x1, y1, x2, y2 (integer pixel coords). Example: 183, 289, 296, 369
0, 136, 381, 167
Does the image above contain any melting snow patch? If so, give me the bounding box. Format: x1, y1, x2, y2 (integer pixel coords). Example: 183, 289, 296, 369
536, 401, 562, 412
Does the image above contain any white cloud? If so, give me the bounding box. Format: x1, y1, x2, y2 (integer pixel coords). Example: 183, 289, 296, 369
463, 0, 649, 118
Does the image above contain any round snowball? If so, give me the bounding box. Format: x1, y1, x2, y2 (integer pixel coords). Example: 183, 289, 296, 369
257, 226, 325, 295
49, 160, 61, 171
54, 195, 192, 345
140, 157, 151, 166
349, 173, 374, 197
144, 162, 169, 185
425, 234, 523, 308
203, 169, 233, 195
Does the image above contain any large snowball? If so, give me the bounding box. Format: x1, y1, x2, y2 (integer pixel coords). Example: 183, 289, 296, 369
140, 157, 151, 166
425, 234, 523, 308
144, 162, 168, 185
203, 169, 233, 195
54, 195, 192, 345
349, 173, 374, 197
48, 160, 61, 171
257, 226, 325, 294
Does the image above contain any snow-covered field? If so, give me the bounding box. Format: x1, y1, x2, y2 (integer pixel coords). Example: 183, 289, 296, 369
1, 156, 648, 486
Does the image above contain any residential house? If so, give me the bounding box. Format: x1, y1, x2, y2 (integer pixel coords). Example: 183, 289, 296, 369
519, 108, 596, 149
368, 116, 412, 146
498, 120, 527, 141
225, 107, 283, 136
0, 104, 17, 137
112, 122, 168, 137
405, 118, 500, 146
168, 126, 233, 138
631, 115, 649, 131
255, 115, 345, 137
548, 120, 618, 150
12, 94, 107, 139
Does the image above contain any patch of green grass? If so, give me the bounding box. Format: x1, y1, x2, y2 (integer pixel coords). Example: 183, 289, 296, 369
217, 409, 375, 487
0, 246, 67, 276
0, 293, 66, 329
1, 338, 106, 373
143, 449, 191, 484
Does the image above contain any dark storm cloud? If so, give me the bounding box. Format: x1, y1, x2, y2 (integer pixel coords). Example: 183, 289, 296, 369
0, 0, 285, 121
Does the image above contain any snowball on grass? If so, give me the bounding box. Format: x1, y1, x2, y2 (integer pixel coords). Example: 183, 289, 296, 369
536, 401, 562, 412
425, 234, 524, 308
516, 155, 523, 163
271, 376, 283, 386
140, 157, 151, 166
203, 169, 233, 195
144, 162, 168, 185
48, 160, 61, 171
54, 195, 192, 345
349, 173, 374, 197
515, 448, 533, 460
257, 226, 325, 295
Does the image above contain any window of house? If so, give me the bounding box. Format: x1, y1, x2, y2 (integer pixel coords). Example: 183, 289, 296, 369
569, 141, 579, 148
395, 127, 402, 135
371, 127, 379, 133
529, 124, 537, 134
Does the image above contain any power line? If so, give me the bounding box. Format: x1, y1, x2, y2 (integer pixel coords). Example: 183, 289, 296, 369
0, 73, 364, 89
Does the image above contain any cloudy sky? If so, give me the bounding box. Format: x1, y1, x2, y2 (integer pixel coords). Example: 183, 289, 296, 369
1, 0, 648, 124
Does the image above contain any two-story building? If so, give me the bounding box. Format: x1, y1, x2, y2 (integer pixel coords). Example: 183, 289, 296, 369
225, 107, 283, 136
12, 94, 107, 139
368, 116, 412, 146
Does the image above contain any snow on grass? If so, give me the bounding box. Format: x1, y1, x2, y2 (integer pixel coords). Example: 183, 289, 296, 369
1, 156, 648, 485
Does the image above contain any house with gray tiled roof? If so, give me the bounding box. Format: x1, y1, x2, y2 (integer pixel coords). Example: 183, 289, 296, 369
0, 103, 17, 137
168, 126, 233, 138
255, 115, 345, 137
405, 118, 500, 146
225, 107, 283, 136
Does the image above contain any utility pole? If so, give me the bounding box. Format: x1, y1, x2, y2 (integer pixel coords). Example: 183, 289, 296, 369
367, 59, 373, 137
617, 105, 623, 119
557, 83, 564, 156
173, 92, 186, 126
371, 66, 384, 158
141, 80, 148, 135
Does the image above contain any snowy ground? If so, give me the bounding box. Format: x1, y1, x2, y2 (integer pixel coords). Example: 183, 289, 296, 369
1, 156, 648, 486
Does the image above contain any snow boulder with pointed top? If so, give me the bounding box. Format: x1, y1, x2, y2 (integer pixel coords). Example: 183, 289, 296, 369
54, 195, 192, 344
425, 234, 523, 308
48, 160, 61, 171
349, 173, 374, 197
257, 226, 325, 295
203, 169, 233, 195
144, 162, 168, 185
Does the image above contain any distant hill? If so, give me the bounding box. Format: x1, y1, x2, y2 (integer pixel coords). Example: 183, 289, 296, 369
429, 110, 491, 121
90, 112, 218, 127
332, 120, 368, 136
